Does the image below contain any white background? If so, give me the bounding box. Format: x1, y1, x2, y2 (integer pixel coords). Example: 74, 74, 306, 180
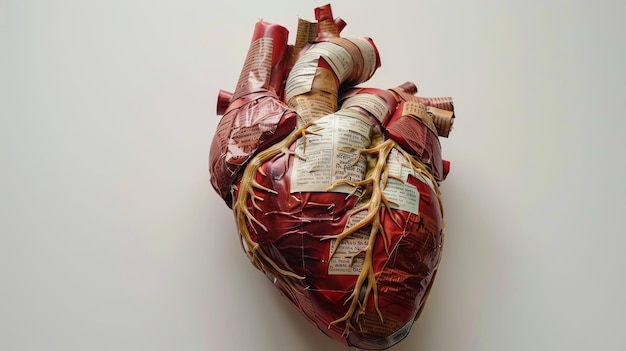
2, 0, 625, 350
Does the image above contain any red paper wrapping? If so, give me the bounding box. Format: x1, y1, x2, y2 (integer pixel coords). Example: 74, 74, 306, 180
209, 4, 455, 349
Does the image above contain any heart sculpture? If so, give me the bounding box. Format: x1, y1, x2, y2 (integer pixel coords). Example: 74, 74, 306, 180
209, 4, 455, 349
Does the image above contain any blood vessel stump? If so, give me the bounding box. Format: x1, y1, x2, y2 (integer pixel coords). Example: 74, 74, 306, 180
209, 4, 455, 350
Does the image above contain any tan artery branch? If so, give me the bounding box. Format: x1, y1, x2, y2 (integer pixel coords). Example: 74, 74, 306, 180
323, 138, 444, 335
234, 112, 445, 335
232, 122, 317, 294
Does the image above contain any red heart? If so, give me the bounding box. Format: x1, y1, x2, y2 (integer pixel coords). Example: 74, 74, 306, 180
209, 5, 455, 349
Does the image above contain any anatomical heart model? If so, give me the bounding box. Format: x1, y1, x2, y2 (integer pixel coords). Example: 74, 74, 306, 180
209, 4, 455, 350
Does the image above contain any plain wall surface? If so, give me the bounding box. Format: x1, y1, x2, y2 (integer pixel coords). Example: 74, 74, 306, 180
2, 0, 625, 350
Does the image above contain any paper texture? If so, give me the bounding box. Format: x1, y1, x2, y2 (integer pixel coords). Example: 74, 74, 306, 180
290, 110, 373, 193
285, 42, 353, 102
347, 37, 378, 81
340, 93, 389, 122
427, 106, 454, 137
382, 149, 421, 214
328, 211, 369, 275
232, 37, 273, 101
